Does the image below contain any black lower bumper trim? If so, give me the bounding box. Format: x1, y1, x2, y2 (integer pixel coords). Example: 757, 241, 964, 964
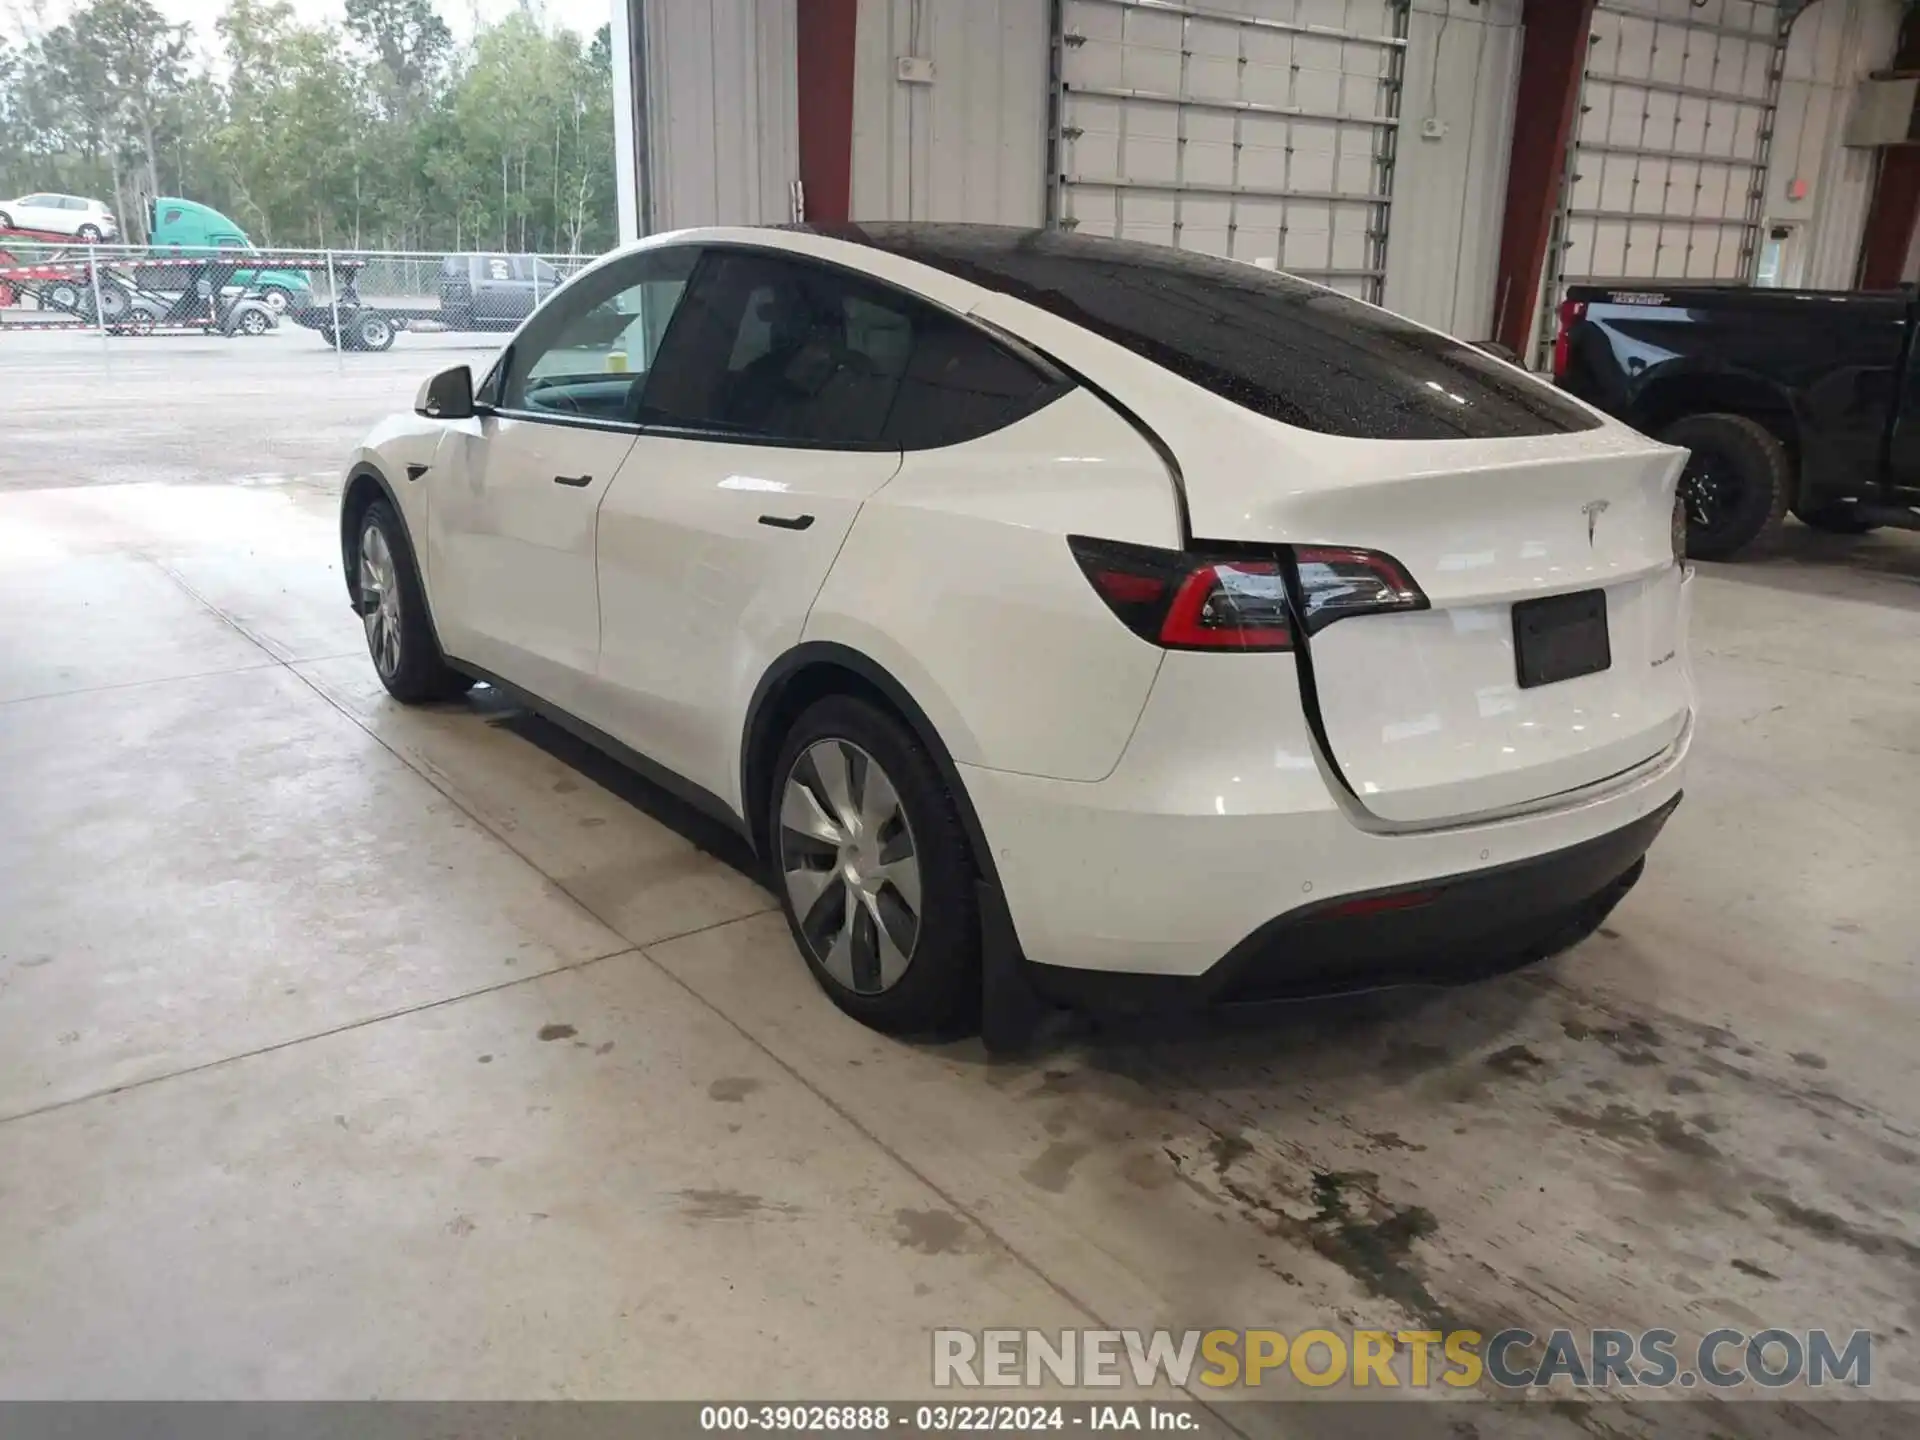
1029, 794, 1681, 1014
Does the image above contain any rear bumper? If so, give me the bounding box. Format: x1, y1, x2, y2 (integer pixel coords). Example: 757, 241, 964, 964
960, 647, 1691, 983
1028, 795, 1676, 1011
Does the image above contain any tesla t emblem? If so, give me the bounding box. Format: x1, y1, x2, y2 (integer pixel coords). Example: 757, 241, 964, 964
1582, 499, 1611, 545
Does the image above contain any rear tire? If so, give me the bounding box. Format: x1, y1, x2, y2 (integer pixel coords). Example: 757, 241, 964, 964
767, 696, 980, 1035
0, 210, 13, 230
355, 312, 396, 352
1662, 413, 1791, 561
353, 499, 473, 704
1792, 501, 1880, 536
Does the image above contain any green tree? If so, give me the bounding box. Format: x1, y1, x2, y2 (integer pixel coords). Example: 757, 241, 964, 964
1, 0, 617, 256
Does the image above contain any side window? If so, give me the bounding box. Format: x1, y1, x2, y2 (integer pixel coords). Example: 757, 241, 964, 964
163, 207, 184, 227
641, 253, 910, 445
880, 313, 1068, 450
642, 250, 1066, 448
500, 247, 698, 422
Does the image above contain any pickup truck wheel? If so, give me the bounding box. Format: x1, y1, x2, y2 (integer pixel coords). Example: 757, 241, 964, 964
1791, 502, 1880, 536
1662, 413, 1790, 561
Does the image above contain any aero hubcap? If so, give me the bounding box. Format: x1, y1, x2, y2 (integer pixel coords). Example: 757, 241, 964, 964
779, 739, 922, 995
358, 523, 403, 679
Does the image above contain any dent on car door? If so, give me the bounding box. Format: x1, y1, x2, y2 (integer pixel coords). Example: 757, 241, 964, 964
427, 247, 698, 714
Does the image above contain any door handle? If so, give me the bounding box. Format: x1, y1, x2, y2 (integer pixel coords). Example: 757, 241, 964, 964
757, 513, 815, 531
553, 473, 593, 488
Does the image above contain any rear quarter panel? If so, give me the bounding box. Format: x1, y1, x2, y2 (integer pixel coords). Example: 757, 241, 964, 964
802, 388, 1182, 783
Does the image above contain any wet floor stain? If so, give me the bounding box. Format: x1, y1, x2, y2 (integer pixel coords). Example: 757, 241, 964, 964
1485, 1044, 1547, 1076
674, 1188, 798, 1221
1754, 1192, 1920, 1266
537, 1023, 577, 1041
444, 1215, 476, 1237
708, 1077, 763, 1103
893, 1207, 971, 1255
1021, 1141, 1091, 1194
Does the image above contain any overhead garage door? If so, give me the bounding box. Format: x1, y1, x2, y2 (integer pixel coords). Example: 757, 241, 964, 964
1050, 0, 1408, 302
1539, 0, 1787, 356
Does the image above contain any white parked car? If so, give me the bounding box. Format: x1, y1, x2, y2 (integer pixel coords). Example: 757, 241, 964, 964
0, 192, 118, 241
341, 225, 1693, 1037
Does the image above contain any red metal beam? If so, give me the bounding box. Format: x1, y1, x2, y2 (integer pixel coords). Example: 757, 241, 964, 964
796, 0, 861, 224
1857, 11, 1920, 289
1491, 0, 1598, 354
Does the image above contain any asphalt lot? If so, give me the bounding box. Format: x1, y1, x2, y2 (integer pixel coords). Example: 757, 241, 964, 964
0, 324, 500, 492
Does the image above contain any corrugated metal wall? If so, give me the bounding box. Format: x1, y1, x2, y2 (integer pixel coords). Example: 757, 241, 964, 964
1765, 0, 1903, 288
638, 0, 800, 232
848, 0, 1052, 224
1383, 0, 1522, 337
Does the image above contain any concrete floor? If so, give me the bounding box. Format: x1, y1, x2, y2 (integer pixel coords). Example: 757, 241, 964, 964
2, 333, 1918, 1429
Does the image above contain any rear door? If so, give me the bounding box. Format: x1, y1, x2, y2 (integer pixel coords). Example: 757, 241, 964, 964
593, 249, 930, 807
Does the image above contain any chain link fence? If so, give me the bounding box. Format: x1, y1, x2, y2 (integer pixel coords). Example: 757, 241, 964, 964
0, 242, 598, 349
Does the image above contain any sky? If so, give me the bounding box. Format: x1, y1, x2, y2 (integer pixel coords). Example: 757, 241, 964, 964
13, 0, 614, 45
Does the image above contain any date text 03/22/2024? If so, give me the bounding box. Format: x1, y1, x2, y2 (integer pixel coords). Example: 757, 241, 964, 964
698, 1405, 1197, 1432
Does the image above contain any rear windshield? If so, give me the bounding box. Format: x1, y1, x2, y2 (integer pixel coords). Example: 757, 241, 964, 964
830, 226, 1598, 441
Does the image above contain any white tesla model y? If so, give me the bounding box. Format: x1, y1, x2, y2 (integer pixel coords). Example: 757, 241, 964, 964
341, 225, 1693, 1036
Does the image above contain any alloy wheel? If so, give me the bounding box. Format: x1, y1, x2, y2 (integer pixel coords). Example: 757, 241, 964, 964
358, 521, 403, 679
1678, 447, 1737, 541
779, 739, 922, 995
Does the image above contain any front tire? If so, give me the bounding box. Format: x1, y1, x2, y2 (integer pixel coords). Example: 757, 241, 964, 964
768, 697, 980, 1035
76, 224, 102, 242
1662, 413, 1790, 561
354, 500, 473, 704
260, 286, 292, 313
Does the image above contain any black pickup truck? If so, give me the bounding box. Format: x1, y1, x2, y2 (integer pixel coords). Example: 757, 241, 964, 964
1554, 285, 1920, 559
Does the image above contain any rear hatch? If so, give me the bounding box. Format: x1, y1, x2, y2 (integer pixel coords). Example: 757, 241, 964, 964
1227, 431, 1691, 825
940, 234, 1694, 827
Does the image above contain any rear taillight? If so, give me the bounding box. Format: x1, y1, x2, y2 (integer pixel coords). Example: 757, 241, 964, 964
1291, 546, 1428, 635
1069, 538, 1426, 651
1070, 537, 1293, 651
1552, 299, 1587, 380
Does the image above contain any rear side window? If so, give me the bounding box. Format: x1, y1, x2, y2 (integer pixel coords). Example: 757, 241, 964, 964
840, 226, 1599, 441
640, 249, 1065, 449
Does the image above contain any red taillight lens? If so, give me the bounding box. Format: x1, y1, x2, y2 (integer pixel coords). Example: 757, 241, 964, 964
1291, 546, 1427, 634
1070, 537, 1293, 652
1552, 299, 1586, 380
1071, 538, 1428, 650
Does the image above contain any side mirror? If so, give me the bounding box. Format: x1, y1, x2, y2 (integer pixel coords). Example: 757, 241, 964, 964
416, 364, 476, 420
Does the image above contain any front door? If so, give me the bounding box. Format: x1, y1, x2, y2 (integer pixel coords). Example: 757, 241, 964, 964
427, 246, 698, 716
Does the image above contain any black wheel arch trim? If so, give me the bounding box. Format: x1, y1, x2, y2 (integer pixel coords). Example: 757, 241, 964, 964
340, 463, 451, 665
740, 642, 1012, 904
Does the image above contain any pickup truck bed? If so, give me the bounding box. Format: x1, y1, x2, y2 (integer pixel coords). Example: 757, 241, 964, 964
1555, 284, 1920, 559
